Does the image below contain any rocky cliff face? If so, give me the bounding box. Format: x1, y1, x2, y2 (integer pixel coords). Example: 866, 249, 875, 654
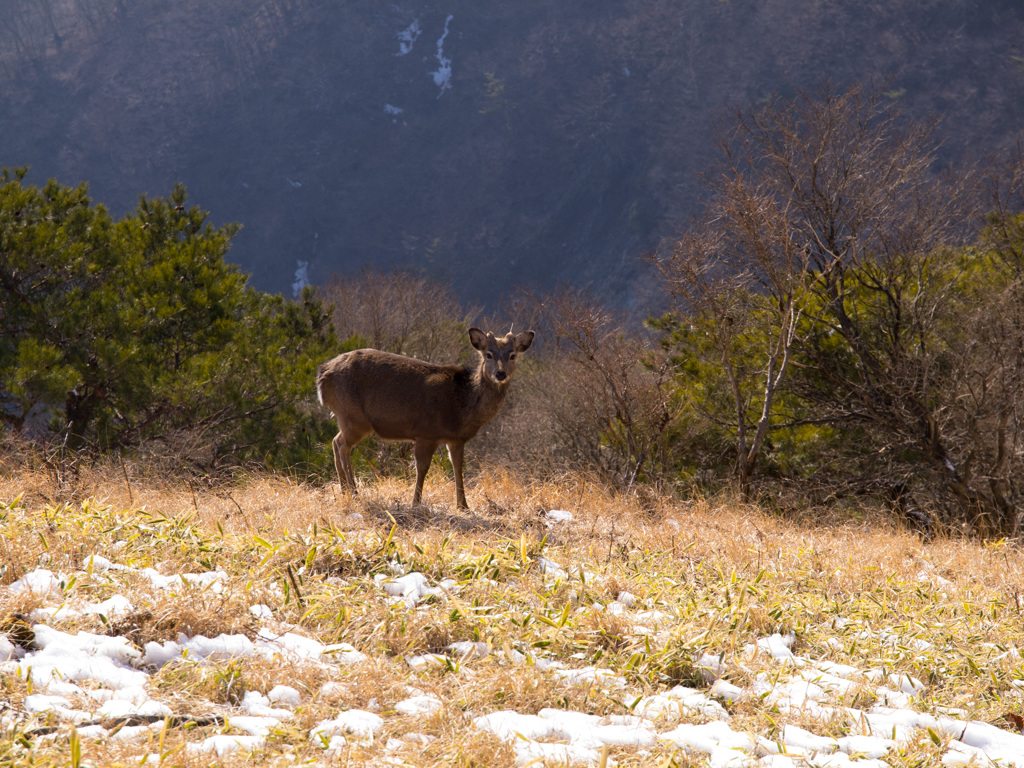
3, 0, 1022, 307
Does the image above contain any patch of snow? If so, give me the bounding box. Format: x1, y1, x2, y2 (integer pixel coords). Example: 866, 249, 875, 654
82, 555, 132, 572
798, 666, 858, 697
474, 708, 655, 764
31, 593, 133, 622
0, 635, 17, 661
536, 556, 568, 581
628, 685, 730, 721
546, 509, 573, 524
322, 642, 368, 664
292, 259, 310, 298
168, 632, 254, 663
395, 694, 443, 715
377, 571, 443, 607
24, 693, 89, 722
139, 628, 365, 668
658, 720, 757, 764
430, 15, 454, 96
886, 671, 926, 696
187, 734, 266, 756
554, 665, 626, 689
942, 741, 998, 766
781, 724, 840, 754
10, 568, 66, 596
240, 691, 294, 719
140, 567, 228, 593
406, 653, 447, 670
513, 740, 606, 767
97, 698, 173, 720
319, 681, 346, 699
532, 656, 566, 672
268, 684, 302, 706
255, 628, 328, 660
709, 679, 748, 704
632, 609, 669, 627
473, 710, 555, 741
836, 733, 896, 759
227, 714, 281, 737
311, 709, 384, 745
447, 640, 488, 659
749, 632, 800, 664
402, 732, 436, 747
541, 709, 657, 749
696, 652, 725, 680
22, 626, 147, 691
395, 20, 421, 56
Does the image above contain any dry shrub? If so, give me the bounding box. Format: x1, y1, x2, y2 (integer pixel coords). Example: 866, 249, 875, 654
105, 589, 260, 648
377, 611, 456, 657
474, 288, 693, 495
579, 609, 633, 653
449, 660, 624, 719
319, 268, 480, 364
421, 729, 516, 768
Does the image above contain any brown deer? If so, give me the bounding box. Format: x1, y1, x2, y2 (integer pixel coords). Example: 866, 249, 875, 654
316, 328, 535, 509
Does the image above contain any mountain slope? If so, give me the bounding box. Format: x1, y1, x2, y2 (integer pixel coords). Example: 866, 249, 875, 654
2, 0, 1022, 306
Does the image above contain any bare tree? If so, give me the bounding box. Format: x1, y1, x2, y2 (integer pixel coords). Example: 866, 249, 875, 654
655, 81, 985, 512
656, 191, 811, 496
931, 141, 1024, 535
529, 288, 685, 492
319, 268, 480, 364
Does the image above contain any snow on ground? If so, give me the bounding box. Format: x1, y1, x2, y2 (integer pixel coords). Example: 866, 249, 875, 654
395, 19, 422, 56
4, 543, 1024, 766
430, 15, 454, 96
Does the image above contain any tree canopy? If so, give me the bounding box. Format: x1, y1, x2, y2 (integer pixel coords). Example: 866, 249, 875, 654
653, 83, 1024, 535
0, 169, 341, 469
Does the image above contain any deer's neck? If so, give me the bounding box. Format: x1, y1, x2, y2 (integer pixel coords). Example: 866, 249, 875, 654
465, 363, 509, 424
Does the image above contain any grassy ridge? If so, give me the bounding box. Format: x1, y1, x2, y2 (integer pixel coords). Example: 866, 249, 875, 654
2, 460, 1023, 766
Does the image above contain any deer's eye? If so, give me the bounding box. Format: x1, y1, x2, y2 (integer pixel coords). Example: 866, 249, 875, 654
485, 352, 493, 360
509, 353, 517, 360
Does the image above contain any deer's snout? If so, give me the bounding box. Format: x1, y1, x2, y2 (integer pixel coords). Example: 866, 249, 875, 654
495, 370, 507, 382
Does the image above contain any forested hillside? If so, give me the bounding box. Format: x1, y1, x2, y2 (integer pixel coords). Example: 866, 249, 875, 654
2, 0, 1022, 305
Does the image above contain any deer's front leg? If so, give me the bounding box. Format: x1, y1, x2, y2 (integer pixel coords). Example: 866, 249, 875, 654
448, 441, 467, 509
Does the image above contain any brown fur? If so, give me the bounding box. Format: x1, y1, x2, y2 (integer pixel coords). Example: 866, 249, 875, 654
317, 328, 535, 508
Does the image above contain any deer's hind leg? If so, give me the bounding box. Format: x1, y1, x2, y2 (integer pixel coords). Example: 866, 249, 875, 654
412, 439, 439, 506
332, 420, 370, 496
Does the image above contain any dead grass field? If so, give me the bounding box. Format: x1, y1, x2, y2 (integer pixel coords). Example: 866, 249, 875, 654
2, 452, 1024, 767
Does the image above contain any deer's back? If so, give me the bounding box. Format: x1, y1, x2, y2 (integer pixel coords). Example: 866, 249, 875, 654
318, 349, 490, 441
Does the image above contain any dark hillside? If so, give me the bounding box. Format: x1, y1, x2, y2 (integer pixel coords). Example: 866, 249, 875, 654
2, 0, 1022, 306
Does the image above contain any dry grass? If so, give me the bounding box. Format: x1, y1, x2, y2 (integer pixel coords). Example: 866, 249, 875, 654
3, 451, 1024, 766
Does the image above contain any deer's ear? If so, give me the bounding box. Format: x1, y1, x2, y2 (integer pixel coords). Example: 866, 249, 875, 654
469, 327, 488, 351
514, 330, 535, 353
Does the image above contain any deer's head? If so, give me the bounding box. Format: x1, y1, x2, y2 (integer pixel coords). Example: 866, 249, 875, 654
469, 328, 535, 385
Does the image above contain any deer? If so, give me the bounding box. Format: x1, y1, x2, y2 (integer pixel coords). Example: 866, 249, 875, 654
316, 327, 535, 509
